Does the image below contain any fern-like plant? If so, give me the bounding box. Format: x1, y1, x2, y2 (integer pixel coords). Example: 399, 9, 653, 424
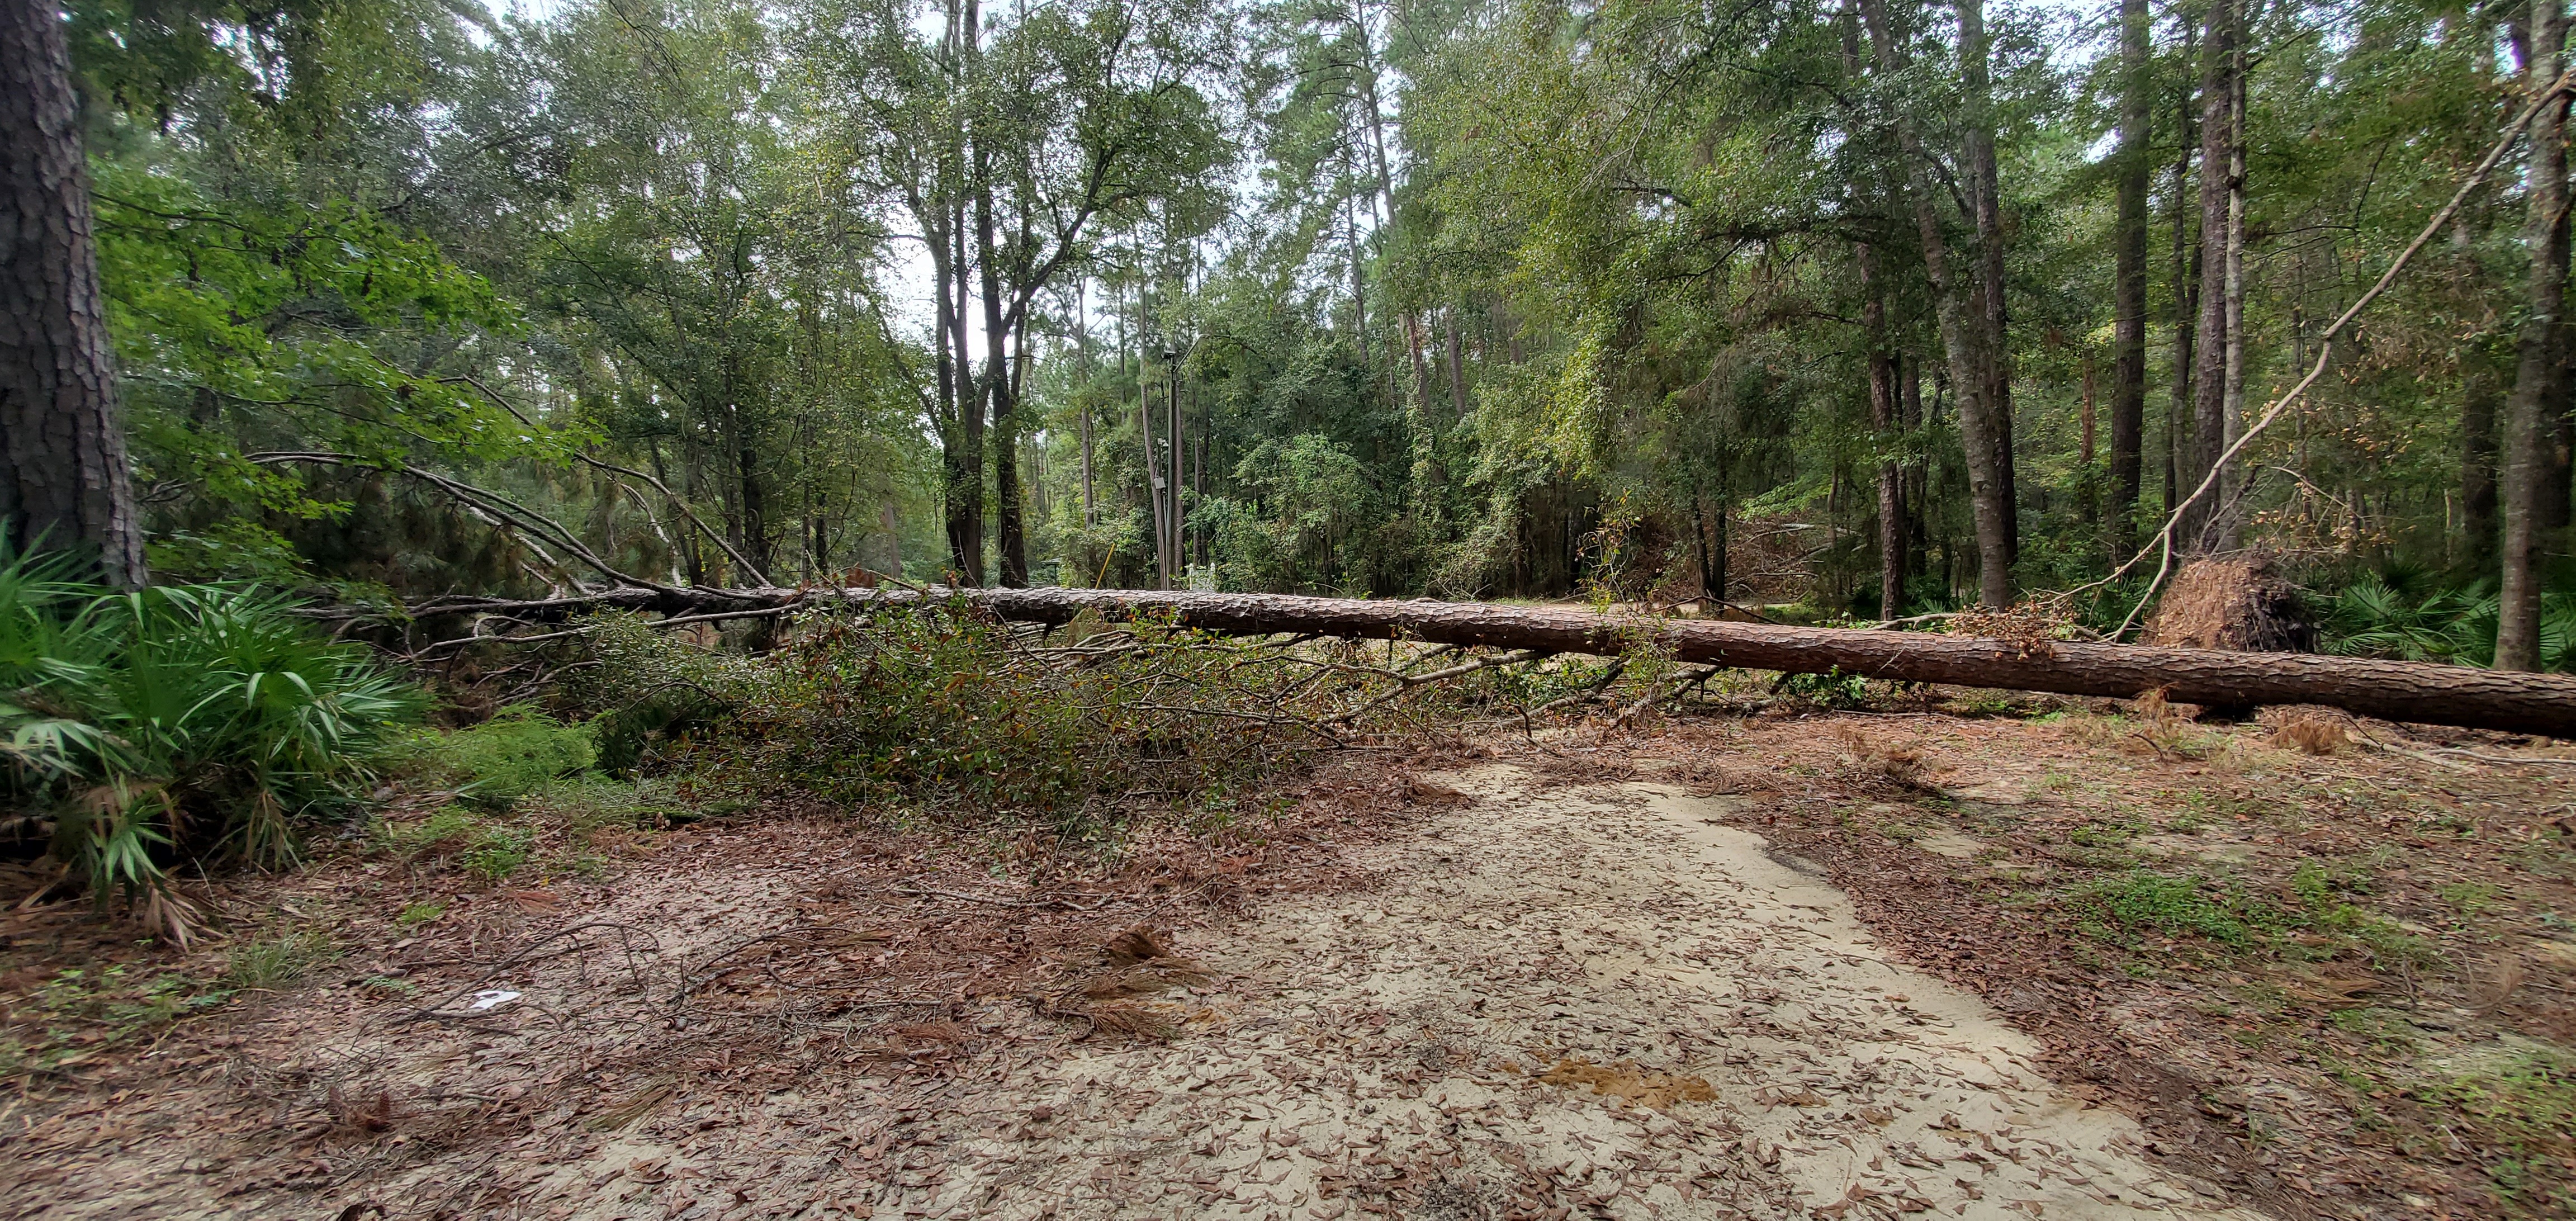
1, 550, 423, 938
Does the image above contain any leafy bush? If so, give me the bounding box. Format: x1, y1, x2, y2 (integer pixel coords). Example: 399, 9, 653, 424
0, 551, 423, 934
401, 706, 597, 810
1777, 666, 1871, 709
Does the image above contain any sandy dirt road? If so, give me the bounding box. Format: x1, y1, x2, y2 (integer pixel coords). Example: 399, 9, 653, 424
15, 763, 2267, 1221
678, 764, 2254, 1220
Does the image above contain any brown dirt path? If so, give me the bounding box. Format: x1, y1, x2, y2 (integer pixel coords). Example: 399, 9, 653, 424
801, 763, 2253, 1220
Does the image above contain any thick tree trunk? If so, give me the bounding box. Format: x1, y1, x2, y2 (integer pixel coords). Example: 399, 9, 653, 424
2110, 0, 2150, 545
977, 180, 1029, 588
0, 0, 145, 586
946, 198, 984, 586
2187, 0, 2237, 552
2501, 0, 2571, 671
465, 586, 2576, 737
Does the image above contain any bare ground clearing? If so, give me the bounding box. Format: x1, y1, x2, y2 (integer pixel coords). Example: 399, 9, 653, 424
4, 699, 2573, 1220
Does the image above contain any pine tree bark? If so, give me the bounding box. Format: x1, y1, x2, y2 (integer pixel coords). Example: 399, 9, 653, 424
2217, 45, 2250, 551
2109, 0, 2151, 545
0, 0, 145, 585
2169, 38, 2198, 523
1961, 0, 2016, 573
2500, 0, 2570, 671
461, 586, 2576, 737
2186, 0, 2237, 552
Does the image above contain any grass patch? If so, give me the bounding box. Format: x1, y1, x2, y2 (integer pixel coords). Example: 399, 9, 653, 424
2070, 870, 2257, 945
400, 705, 598, 811
15, 965, 234, 1070
224, 928, 334, 990
2437, 881, 2501, 917
2408, 1049, 2576, 1209
459, 827, 534, 883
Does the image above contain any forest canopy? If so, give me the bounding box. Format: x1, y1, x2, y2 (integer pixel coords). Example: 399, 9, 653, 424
11, 0, 2576, 665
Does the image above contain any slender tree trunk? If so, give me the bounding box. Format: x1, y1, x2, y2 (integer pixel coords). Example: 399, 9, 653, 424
2187, 0, 2237, 552
2457, 214, 2502, 576
1857, 0, 2012, 608
945, 191, 984, 585
1902, 354, 1926, 577
736, 431, 770, 580
2169, 37, 2198, 525
2081, 353, 2100, 536
1141, 367, 1168, 590
1164, 376, 1179, 585
2110, 0, 2151, 547
1961, 0, 2016, 574
1861, 240, 1905, 619
1710, 494, 1729, 605
2501, 0, 2570, 671
2217, 40, 2250, 551
1078, 281, 1096, 531
1, 0, 145, 586
1445, 307, 1470, 418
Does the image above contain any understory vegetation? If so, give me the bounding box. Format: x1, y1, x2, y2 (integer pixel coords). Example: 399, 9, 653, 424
0, 552, 422, 938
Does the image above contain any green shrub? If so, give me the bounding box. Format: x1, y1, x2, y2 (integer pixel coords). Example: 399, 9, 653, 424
1778, 667, 1871, 709
581, 601, 1325, 832
395, 900, 446, 926
0, 549, 424, 935
406, 706, 597, 810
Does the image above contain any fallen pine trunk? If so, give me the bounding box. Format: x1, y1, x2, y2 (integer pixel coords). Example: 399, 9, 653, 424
425, 585, 2576, 737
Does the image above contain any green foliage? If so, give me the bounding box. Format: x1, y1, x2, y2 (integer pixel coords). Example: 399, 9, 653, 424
402, 706, 599, 811
588, 602, 1323, 832
0, 550, 423, 922
395, 900, 446, 927
1777, 667, 1871, 710
2289, 860, 2442, 971
25, 966, 231, 1062
2321, 573, 2576, 673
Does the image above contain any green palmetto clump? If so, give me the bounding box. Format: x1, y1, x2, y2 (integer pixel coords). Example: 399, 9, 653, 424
0, 550, 424, 940
2321, 574, 2576, 672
